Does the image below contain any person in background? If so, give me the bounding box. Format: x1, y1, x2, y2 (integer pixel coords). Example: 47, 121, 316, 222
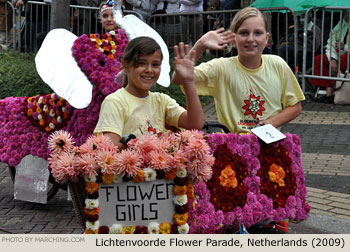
213, 0, 240, 29
310, 11, 350, 103
179, 0, 203, 44
94, 36, 204, 149
126, 0, 160, 22
173, 7, 304, 133
99, 0, 119, 32
279, 17, 321, 73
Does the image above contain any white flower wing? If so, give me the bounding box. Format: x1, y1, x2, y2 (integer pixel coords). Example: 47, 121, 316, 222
35, 29, 93, 109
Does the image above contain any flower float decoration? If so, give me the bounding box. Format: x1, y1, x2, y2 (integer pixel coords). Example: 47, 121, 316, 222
48, 129, 214, 234
0, 29, 128, 167
188, 133, 310, 233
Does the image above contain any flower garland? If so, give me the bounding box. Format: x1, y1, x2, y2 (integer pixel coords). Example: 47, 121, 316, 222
48, 130, 212, 234
189, 133, 310, 232
0, 29, 128, 167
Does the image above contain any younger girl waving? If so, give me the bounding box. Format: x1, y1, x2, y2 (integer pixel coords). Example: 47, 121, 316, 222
94, 36, 203, 149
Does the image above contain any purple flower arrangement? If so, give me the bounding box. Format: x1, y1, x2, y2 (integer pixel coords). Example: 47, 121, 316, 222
0, 29, 128, 167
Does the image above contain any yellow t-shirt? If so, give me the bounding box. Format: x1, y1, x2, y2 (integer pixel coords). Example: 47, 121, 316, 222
194, 54, 305, 133
94, 88, 186, 137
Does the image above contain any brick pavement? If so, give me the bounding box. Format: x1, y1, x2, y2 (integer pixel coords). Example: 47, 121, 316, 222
0, 100, 349, 234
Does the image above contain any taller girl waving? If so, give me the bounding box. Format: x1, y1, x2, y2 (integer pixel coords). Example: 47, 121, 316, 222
173, 7, 305, 133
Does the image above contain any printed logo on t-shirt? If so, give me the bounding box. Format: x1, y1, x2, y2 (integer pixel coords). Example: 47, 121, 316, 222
240, 90, 266, 129
146, 121, 162, 138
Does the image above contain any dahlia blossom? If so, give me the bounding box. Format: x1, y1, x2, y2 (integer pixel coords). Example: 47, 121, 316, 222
48, 130, 74, 154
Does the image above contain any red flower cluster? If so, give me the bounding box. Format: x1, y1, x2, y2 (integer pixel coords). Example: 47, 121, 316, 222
207, 144, 248, 212
258, 144, 296, 208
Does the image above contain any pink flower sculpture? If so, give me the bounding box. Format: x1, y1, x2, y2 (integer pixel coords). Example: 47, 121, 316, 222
0, 29, 128, 167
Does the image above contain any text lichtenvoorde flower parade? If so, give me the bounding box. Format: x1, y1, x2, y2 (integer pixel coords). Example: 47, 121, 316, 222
47, 129, 310, 234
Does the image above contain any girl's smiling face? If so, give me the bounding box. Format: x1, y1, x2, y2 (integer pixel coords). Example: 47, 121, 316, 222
233, 16, 269, 66
101, 9, 118, 32
124, 50, 162, 98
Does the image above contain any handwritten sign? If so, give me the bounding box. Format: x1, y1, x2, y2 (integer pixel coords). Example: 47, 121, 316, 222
98, 179, 174, 227
251, 124, 286, 144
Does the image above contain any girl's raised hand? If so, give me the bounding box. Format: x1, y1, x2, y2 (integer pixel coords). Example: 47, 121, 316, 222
173, 42, 197, 86
198, 28, 234, 50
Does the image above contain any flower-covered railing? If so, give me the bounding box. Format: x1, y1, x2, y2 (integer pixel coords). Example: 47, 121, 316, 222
48, 130, 310, 234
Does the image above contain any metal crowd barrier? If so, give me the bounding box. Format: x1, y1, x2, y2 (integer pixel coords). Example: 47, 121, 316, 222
0, 1, 16, 50
1, 1, 141, 52
301, 7, 350, 95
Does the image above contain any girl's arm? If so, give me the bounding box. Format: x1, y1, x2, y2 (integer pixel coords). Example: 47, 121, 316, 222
260, 102, 302, 128
174, 43, 204, 130
172, 28, 234, 85
103, 132, 126, 150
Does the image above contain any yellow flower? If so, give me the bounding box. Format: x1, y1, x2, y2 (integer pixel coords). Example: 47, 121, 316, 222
159, 222, 171, 234
122, 226, 136, 234
173, 213, 188, 226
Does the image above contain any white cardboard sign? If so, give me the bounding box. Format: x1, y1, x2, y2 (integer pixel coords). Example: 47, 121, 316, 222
98, 179, 174, 226
251, 124, 286, 144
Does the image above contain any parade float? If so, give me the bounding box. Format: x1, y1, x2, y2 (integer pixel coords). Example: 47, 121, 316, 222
0, 0, 309, 232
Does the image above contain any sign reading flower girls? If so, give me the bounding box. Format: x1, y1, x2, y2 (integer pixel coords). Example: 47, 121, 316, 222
99, 179, 174, 225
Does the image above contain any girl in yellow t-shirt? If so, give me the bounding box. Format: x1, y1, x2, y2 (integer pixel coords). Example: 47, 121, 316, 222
173, 7, 304, 133
94, 36, 204, 149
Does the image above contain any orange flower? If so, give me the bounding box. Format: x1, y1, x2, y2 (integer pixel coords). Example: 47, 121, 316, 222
39, 119, 45, 126
102, 173, 114, 184
187, 179, 194, 201
173, 213, 188, 226
173, 185, 187, 195
165, 169, 176, 180
36, 107, 42, 114
49, 99, 55, 106
85, 182, 99, 194
268, 163, 285, 186
51, 117, 57, 124
27, 109, 33, 116
45, 126, 51, 132
108, 53, 114, 59
159, 222, 171, 234
219, 165, 238, 188
133, 170, 145, 183
84, 206, 100, 215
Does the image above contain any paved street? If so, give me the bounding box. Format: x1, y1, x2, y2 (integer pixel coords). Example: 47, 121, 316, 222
1, 99, 350, 234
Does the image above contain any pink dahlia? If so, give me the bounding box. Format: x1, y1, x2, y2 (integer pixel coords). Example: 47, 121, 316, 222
75, 153, 98, 178
96, 149, 118, 174
50, 152, 76, 183
48, 130, 74, 154
149, 150, 172, 171
115, 149, 142, 177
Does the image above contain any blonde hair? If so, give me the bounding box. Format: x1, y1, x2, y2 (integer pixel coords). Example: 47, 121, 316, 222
227, 7, 268, 52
